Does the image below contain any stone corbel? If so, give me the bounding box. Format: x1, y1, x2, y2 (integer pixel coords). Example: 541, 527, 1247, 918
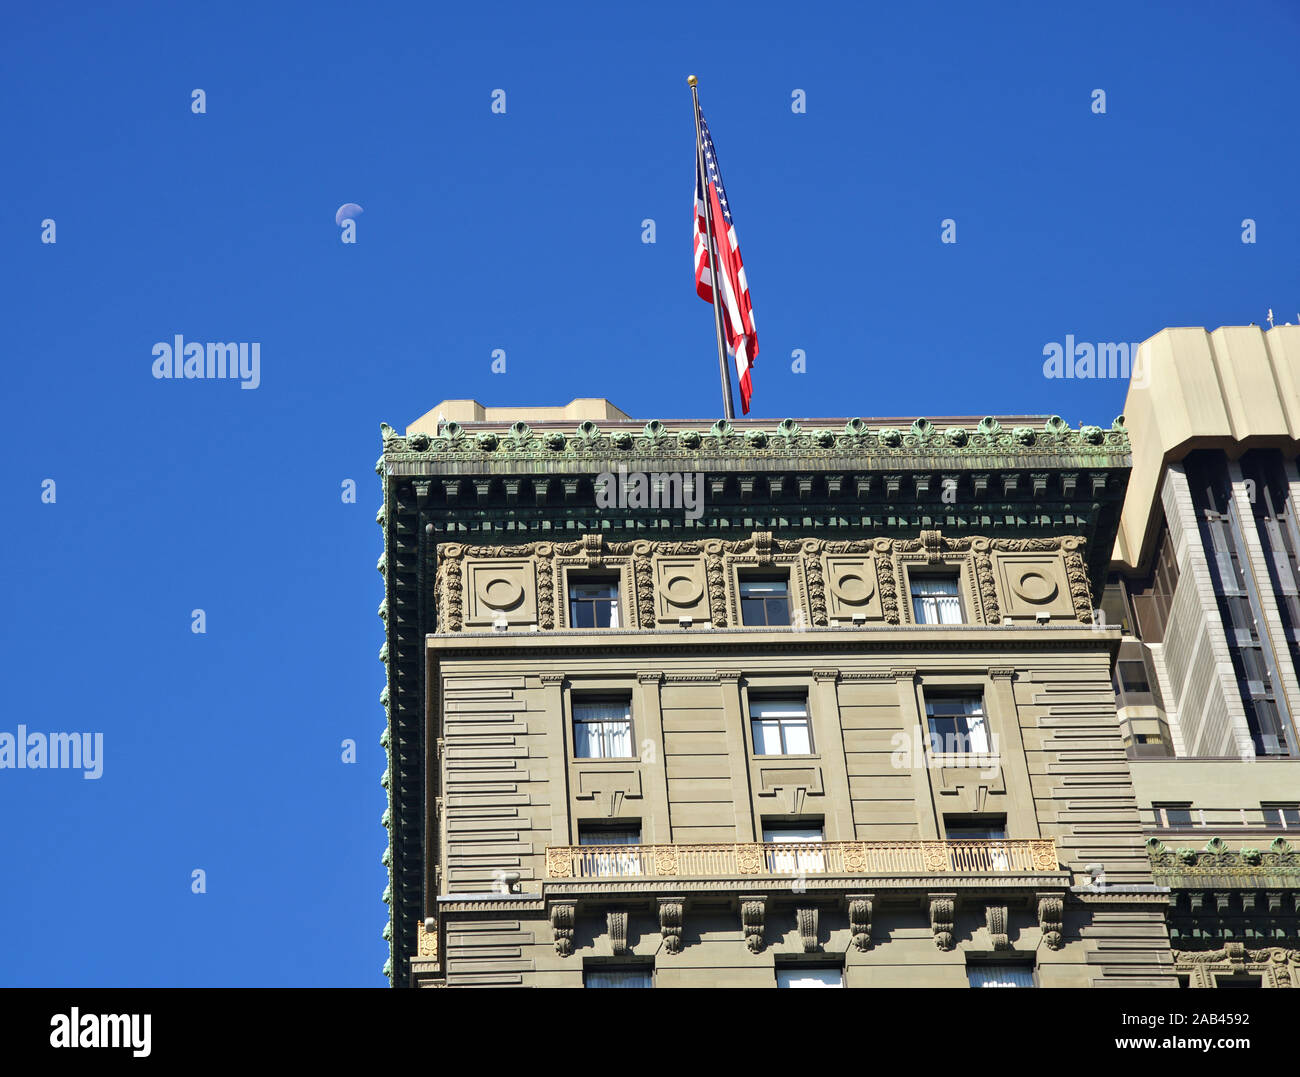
550, 901, 577, 957
797, 906, 820, 953
985, 904, 1011, 950
929, 893, 956, 951
1036, 892, 1064, 951
740, 895, 767, 953
847, 893, 874, 952
607, 910, 629, 955
658, 897, 685, 955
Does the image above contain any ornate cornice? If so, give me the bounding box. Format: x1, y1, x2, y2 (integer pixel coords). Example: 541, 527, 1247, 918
1148, 836, 1300, 880
381, 415, 1129, 468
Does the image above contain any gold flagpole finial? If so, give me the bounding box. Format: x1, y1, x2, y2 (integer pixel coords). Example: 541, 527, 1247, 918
687, 75, 698, 87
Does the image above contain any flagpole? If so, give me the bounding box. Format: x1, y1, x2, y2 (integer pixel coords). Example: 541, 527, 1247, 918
689, 75, 736, 421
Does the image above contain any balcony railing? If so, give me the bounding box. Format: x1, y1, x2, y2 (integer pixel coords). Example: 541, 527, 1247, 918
546, 839, 1058, 880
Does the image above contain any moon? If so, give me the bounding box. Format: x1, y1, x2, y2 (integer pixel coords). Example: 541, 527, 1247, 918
335, 203, 364, 226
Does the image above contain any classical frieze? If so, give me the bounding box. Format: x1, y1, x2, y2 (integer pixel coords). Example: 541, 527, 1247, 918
433, 532, 1094, 633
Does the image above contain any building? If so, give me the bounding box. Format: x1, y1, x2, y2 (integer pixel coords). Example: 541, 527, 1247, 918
378, 396, 1181, 987
1107, 325, 1300, 988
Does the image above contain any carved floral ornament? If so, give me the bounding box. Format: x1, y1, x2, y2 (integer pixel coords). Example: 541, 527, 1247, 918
434, 532, 1094, 632
381, 415, 1128, 461
1173, 944, 1300, 988
1147, 836, 1300, 876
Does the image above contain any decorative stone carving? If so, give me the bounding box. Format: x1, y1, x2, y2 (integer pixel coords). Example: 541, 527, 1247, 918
740, 896, 767, 953
703, 541, 728, 627
1037, 892, 1064, 950
653, 555, 710, 624
546, 846, 574, 878
632, 544, 655, 628
1173, 945, 1300, 988
416, 919, 438, 960
920, 529, 944, 564
735, 843, 764, 875
550, 902, 576, 957
847, 894, 874, 952
804, 548, 828, 626
929, 894, 956, 951
434, 534, 1095, 633
463, 557, 538, 628
797, 906, 820, 953
985, 904, 1011, 950
823, 553, 882, 623
658, 898, 685, 954
607, 910, 629, 955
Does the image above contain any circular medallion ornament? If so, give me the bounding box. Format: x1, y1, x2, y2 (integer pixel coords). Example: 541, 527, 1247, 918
1011, 570, 1057, 604
663, 573, 703, 607
829, 571, 873, 606
480, 577, 525, 610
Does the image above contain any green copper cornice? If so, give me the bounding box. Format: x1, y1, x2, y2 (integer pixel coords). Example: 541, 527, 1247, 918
380, 414, 1129, 471
1148, 836, 1300, 884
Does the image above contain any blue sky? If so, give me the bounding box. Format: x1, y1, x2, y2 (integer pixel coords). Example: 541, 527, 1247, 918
1, 1, 1296, 986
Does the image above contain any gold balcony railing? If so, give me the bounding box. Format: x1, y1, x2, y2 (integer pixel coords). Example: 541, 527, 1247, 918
545, 839, 1058, 880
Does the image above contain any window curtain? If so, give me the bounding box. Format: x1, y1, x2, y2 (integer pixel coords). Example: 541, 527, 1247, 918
573, 701, 632, 758
913, 577, 962, 625
968, 965, 1034, 988
586, 968, 652, 988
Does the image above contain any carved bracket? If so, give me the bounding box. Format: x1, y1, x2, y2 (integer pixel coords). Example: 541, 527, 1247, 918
658, 897, 685, 955
985, 904, 1011, 950
607, 909, 629, 955
929, 893, 956, 951
847, 893, 874, 952
1036, 892, 1064, 951
740, 895, 767, 953
797, 906, 821, 953
550, 901, 576, 957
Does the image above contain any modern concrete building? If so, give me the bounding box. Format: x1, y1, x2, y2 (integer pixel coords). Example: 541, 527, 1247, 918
377, 399, 1179, 987
1108, 325, 1300, 988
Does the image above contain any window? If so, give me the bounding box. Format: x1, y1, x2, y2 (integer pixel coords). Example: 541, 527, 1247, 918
762, 823, 825, 873
968, 963, 1035, 988
945, 818, 1009, 870
925, 694, 990, 754
1262, 803, 1300, 829
1187, 452, 1296, 757
776, 967, 842, 988
572, 698, 633, 759
911, 573, 963, 625
1118, 660, 1151, 695
740, 575, 791, 626
1215, 974, 1262, 988
569, 576, 621, 628
578, 825, 643, 876
1154, 802, 1194, 828
585, 965, 652, 988
750, 696, 813, 755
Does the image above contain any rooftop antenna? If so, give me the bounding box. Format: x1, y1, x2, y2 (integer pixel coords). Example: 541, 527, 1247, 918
1267, 308, 1275, 328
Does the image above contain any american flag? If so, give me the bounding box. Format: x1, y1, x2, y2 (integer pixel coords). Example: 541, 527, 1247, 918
694, 109, 758, 414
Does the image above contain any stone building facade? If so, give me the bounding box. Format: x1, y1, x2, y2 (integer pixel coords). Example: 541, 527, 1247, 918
378, 402, 1178, 987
